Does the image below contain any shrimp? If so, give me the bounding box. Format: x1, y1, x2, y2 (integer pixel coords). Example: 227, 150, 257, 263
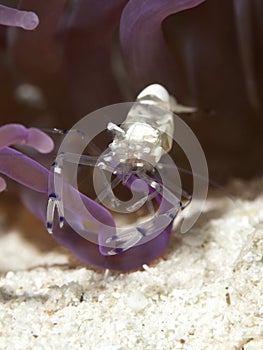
46, 84, 195, 255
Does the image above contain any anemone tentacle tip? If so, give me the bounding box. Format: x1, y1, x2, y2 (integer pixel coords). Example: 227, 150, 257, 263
0, 5, 39, 30
21, 11, 39, 30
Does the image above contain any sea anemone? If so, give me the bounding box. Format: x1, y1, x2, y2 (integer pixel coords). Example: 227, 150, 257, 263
0, 0, 262, 270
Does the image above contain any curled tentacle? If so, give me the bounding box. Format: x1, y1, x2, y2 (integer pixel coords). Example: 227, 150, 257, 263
0, 123, 54, 153
0, 135, 172, 270
0, 140, 124, 269
0, 4, 39, 30
119, 0, 206, 90
24, 184, 173, 271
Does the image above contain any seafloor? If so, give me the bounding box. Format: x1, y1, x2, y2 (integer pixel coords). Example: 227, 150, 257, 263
0, 178, 262, 350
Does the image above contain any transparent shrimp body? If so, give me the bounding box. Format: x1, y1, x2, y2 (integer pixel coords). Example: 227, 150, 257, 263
108, 84, 174, 169
46, 84, 192, 255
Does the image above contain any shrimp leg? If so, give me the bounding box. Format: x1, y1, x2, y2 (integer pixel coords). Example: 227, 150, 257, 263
105, 171, 186, 255
46, 150, 117, 233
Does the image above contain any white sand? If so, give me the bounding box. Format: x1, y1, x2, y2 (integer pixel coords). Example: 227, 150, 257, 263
0, 178, 263, 350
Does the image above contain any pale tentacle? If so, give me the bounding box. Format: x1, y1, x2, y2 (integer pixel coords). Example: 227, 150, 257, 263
0, 4, 39, 30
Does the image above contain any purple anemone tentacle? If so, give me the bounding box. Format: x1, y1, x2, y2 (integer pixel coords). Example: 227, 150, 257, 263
98, 172, 176, 257
0, 4, 39, 30
0, 146, 132, 270
0, 123, 175, 270
120, 0, 206, 91
0, 147, 114, 227
0, 147, 50, 193
57, 220, 173, 271
0, 123, 54, 153
63, 0, 128, 117
23, 189, 173, 271
0, 124, 54, 192
0, 145, 174, 270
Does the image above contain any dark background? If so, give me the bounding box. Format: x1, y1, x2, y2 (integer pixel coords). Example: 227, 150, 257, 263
0, 0, 262, 188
